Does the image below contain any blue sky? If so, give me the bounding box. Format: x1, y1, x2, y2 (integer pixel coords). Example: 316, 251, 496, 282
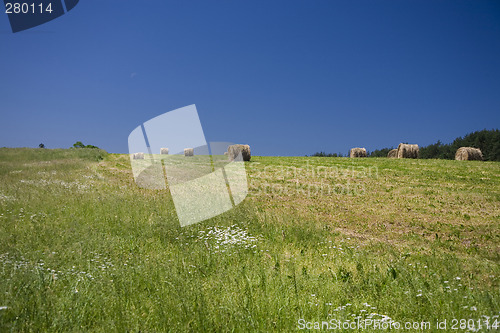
1, 0, 499, 156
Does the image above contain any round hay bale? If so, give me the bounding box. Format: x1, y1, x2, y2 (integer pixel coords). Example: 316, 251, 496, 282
349, 147, 367, 158
160, 148, 169, 155
455, 147, 483, 161
227, 144, 251, 161
184, 148, 194, 156
397, 143, 419, 159
132, 152, 144, 160
387, 149, 398, 158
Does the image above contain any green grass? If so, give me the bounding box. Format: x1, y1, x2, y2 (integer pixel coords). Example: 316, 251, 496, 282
0, 149, 499, 331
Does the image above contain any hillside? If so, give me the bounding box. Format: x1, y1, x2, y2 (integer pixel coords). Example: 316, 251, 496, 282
0, 148, 498, 331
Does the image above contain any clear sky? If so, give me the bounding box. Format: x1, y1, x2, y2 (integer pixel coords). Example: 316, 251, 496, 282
1, 0, 499, 156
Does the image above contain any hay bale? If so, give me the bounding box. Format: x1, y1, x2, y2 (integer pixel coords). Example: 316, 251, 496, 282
132, 152, 144, 160
227, 144, 251, 161
397, 143, 419, 159
387, 149, 398, 158
349, 147, 367, 158
160, 148, 169, 155
184, 148, 194, 156
455, 147, 483, 161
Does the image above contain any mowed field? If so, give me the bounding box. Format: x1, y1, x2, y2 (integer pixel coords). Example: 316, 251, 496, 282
0, 148, 498, 332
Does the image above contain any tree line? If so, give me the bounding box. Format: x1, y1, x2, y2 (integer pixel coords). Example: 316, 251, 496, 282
312, 129, 500, 161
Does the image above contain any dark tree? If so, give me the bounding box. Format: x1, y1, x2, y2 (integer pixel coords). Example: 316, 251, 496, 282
72, 141, 100, 149
366, 129, 499, 161
420, 129, 499, 161
368, 148, 394, 157
311, 151, 343, 157
73, 141, 85, 148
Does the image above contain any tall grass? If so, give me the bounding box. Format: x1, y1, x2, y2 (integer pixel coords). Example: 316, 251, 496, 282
0, 147, 107, 162
0, 149, 498, 331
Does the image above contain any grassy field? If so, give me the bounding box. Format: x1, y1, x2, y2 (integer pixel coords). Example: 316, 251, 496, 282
0, 148, 498, 332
